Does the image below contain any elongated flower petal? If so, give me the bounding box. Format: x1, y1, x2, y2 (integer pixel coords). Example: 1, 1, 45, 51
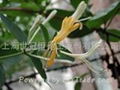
46, 43, 57, 67
60, 40, 102, 73
84, 40, 102, 57
46, 49, 57, 67
52, 17, 81, 43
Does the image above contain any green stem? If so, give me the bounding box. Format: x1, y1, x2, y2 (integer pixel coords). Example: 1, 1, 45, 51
26, 53, 48, 61
0, 51, 23, 60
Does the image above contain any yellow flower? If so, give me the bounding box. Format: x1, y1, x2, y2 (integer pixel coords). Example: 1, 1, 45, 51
45, 1, 87, 67
46, 17, 81, 67
52, 17, 81, 43
45, 42, 57, 67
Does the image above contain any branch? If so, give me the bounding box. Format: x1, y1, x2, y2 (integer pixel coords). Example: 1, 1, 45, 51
0, 7, 63, 19
4, 83, 13, 90
4, 50, 120, 85
96, 28, 120, 39
0, 7, 39, 13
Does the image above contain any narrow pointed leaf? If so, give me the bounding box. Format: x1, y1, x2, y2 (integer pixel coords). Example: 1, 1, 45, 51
29, 55, 47, 81
86, 1, 120, 29
0, 14, 27, 42
40, 24, 50, 43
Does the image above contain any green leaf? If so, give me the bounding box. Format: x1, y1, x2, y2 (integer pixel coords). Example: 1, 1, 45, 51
0, 8, 34, 17
34, 0, 48, 6
0, 31, 14, 41
57, 45, 74, 62
0, 64, 5, 88
0, 0, 9, 7
68, 25, 94, 38
0, 48, 23, 61
48, 9, 73, 30
1, 54, 31, 78
20, 1, 39, 11
74, 82, 81, 90
86, 1, 120, 29
74, 73, 88, 90
40, 24, 50, 43
29, 54, 47, 81
0, 14, 27, 42
0, 14, 47, 81
71, 0, 89, 8
98, 29, 120, 42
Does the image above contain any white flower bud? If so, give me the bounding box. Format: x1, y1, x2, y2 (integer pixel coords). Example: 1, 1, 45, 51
72, 1, 87, 20
42, 10, 57, 24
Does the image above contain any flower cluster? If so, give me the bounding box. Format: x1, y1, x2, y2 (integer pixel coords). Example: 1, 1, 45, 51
44, 1, 102, 73
46, 16, 82, 67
